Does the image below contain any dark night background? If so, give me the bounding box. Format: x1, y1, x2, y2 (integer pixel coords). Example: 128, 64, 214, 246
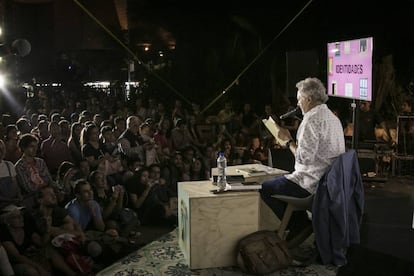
1, 0, 414, 117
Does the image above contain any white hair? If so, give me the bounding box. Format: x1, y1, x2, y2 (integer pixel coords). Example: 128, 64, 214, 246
296, 77, 329, 104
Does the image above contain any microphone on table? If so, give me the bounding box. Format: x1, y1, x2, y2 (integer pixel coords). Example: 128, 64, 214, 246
280, 107, 301, 120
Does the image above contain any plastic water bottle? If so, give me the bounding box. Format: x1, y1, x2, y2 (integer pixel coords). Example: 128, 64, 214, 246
217, 152, 228, 190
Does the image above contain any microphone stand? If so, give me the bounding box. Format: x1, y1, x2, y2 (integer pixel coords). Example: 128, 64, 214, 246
351, 100, 357, 150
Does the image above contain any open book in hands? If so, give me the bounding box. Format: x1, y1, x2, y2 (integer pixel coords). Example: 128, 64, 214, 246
262, 116, 292, 147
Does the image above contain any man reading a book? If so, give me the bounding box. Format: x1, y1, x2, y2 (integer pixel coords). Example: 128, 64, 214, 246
260, 77, 345, 239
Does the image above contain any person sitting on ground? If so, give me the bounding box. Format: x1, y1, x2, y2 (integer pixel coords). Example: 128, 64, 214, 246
89, 170, 141, 240
125, 165, 177, 227
35, 186, 86, 244
89, 171, 122, 228
124, 167, 153, 214
65, 179, 128, 267
65, 179, 105, 232
0, 204, 52, 276
149, 163, 178, 217
32, 186, 97, 276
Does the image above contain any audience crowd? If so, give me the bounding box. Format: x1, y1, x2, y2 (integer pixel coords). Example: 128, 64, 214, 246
0, 87, 293, 275
0, 87, 410, 275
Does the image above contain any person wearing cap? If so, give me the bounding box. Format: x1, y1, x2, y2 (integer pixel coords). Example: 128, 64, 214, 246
0, 204, 52, 275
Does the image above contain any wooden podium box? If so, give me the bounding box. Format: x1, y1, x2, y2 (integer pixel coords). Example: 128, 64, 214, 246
178, 165, 288, 269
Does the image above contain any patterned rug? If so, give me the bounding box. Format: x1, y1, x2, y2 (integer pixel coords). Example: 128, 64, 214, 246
97, 228, 338, 276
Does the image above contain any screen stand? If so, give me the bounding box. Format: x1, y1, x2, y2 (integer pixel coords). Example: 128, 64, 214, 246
351, 100, 357, 150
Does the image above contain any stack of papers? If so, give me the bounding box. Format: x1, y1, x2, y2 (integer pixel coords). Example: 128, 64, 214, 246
227, 182, 262, 191
262, 116, 290, 146
236, 168, 268, 176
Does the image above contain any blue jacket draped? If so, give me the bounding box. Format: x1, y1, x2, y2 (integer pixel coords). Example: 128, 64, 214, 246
312, 149, 364, 266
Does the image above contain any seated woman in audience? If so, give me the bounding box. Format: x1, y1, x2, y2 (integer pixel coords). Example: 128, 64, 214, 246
190, 157, 210, 181
67, 122, 83, 164
54, 161, 78, 207
80, 124, 106, 172
81, 124, 122, 178
125, 167, 152, 213
148, 163, 178, 223
15, 134, 54, 210
219, 138, 241, 166
0, 139, 22, 209
89, 171, 122, 225
153, 117, 174, 157
125, 167, 176, 227
89, 170, 140, 238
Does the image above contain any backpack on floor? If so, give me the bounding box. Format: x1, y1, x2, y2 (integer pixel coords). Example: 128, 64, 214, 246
236, 230, 292, 275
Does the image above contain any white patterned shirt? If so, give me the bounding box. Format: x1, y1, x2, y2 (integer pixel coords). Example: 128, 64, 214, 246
285, 104, 345, 193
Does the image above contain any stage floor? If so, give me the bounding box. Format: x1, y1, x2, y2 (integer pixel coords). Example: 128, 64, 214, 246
96, 228, 338, 275
97, 176, 414, 275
